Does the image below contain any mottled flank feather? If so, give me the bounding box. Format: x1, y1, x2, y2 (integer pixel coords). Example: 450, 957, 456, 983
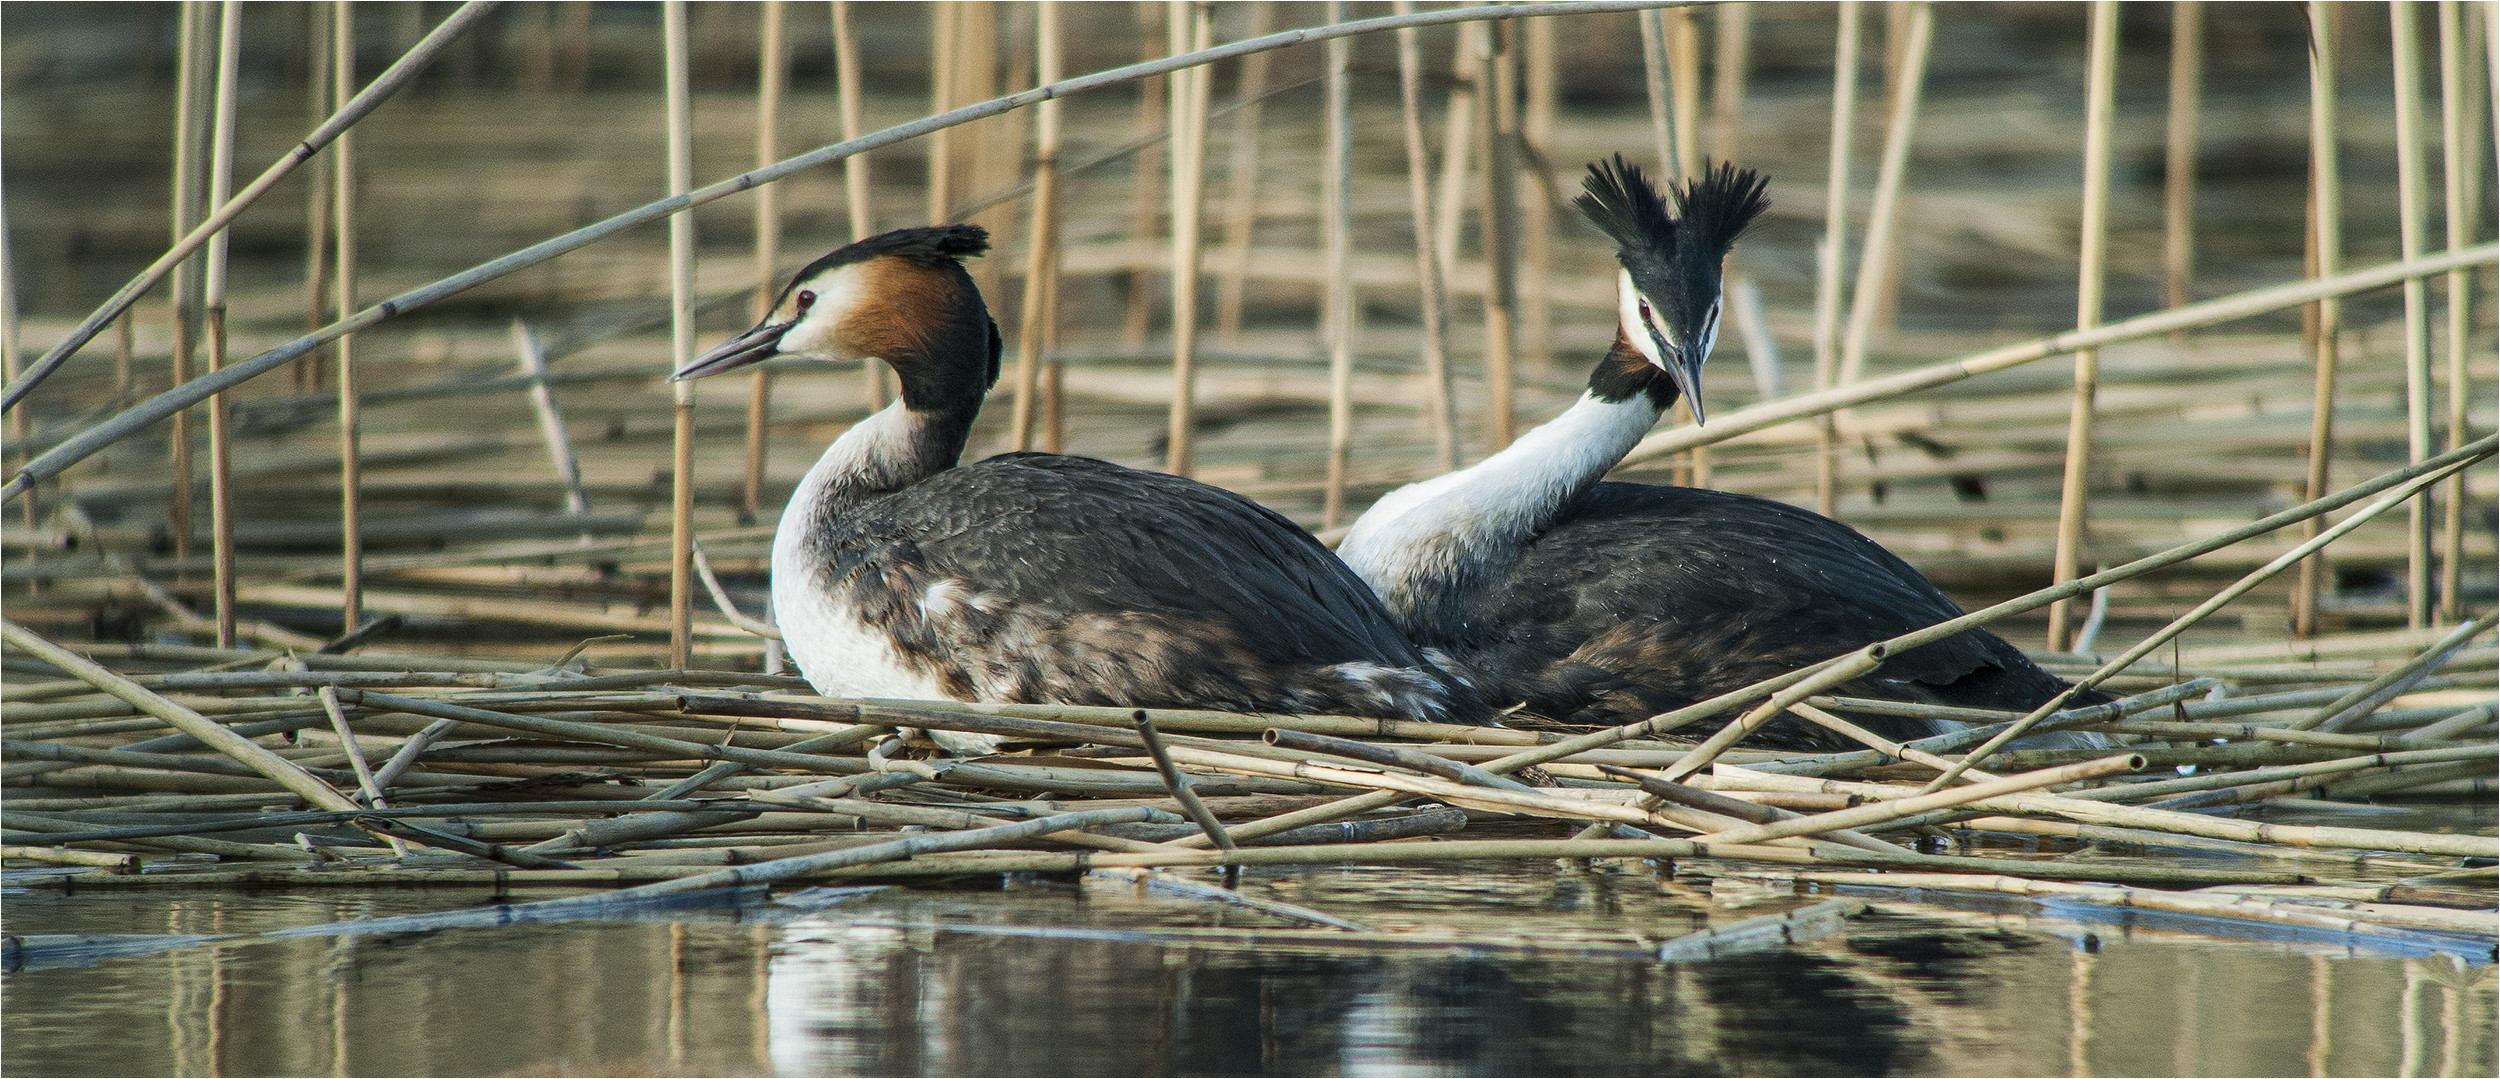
803, 454, 1482, 723
1449, 482, 2105, 749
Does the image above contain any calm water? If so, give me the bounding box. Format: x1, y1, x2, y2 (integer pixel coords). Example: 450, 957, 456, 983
5, 853, 2494, 1078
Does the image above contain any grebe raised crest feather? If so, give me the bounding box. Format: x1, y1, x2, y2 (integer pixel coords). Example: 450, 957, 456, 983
1338, 158, 2107, 750
676, 225, 1480, 754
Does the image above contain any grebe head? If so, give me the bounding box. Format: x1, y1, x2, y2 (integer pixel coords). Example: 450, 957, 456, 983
674, 224, 998, 413
1574, 156, 1769, 423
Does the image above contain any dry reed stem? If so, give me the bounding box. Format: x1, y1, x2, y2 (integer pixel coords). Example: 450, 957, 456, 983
830, 0, 885, 408
1475, 20, 1523, 449
1696, 754, 2144, 846
2046, 0, 2118, 651
2, 619, 356, 811
1811, 1, 1862, 516
2390, 0, 2437, 628
662, 2, 698, 672
2294, 0, 2346, 637
1717, 766, 2498, 858
1162, 0, 1215, 478
740, 0, 785, 522
1008, 2, 1062, 451
198, 0, 243, 651
1320, 2, 1356, 528
1213, 0, 1276, 344
1393, 1, 1460, 472
2435, 0, 2474, 624
2163, 1, 2203, 310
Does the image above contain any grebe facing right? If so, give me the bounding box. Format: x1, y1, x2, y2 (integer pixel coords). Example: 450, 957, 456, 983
1339, 158, 2106, 750
675, 225, 1480, 753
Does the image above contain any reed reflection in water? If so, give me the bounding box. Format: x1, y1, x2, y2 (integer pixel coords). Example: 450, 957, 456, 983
8, 879, 2487, 1077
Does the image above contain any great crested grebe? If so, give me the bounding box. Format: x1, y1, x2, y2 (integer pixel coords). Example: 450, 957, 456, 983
675, 226, 1479, 753
1338, 158, 2105, 750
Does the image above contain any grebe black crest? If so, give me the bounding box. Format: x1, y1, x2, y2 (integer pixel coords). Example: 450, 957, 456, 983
676, 225, 1479, 754
1339, 160, 2106, 751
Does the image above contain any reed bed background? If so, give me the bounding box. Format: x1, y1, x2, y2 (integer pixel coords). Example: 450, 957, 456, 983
0, 1, 2494, 958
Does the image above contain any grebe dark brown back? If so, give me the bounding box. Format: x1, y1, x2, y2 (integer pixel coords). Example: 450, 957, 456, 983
1337, 158, 2105, 750
675, 226, 1478, 754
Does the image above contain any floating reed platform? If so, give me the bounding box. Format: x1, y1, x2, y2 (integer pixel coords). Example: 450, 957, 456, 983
2, 2, 2494, 957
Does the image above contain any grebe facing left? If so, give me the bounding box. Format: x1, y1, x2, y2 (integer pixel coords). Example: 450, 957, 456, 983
675, 225, 1480, 753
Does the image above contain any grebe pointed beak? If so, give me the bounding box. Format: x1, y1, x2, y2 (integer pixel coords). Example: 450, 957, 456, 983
1664, 348, 1706, 425
673, 320, 791, 381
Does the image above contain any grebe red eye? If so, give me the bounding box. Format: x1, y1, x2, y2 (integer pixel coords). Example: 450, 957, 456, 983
795, 290, 816, 311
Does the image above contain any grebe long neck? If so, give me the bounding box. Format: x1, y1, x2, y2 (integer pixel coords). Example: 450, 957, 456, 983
1339, 338, 1672, 637
773, 393, 980, 588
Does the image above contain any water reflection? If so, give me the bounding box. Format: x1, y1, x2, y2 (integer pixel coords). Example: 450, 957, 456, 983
4, 871, 2493, 1077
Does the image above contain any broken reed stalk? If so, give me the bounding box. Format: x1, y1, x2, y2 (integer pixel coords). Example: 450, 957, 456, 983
741, 0, 786, 522
1812, 0, 1862, 516
334, 0, 364, 632
830, 0, 885, 408
2435, 0, 2472, 624
2163, 0, 2202, 311
1394, 0, 1460, 473
1009, 0, 1062, 451
1163, 0, 1215, 479
2389, 0, 2436, 629
201, 0, 240, 649
1134, 712, 1233, 849
1214, 0, 1276, 343
2294, 0, 2344, 638
2046, 0, 2117, 652
664, 0, 698, 671
1320, 1, 1356, 529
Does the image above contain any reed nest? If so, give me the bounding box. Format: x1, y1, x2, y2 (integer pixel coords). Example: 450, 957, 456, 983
1, 2, 2494, 956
